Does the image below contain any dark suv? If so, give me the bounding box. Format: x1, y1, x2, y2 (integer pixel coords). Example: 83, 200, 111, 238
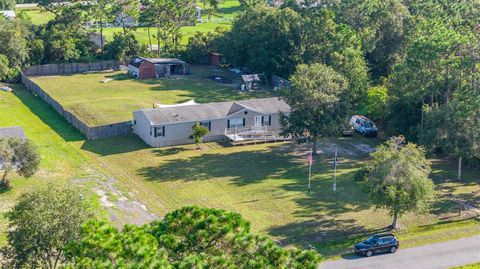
354, 234, 399, 257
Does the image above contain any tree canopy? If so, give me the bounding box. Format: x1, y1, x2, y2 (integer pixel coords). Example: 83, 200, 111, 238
65, 206, 320, 268
1, 185, 93, 269
367, 136, 435, 229
280, 63, 349, 154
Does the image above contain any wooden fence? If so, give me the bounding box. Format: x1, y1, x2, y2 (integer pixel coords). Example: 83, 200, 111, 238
21, 73, 132, 140
23, 61, 120, 76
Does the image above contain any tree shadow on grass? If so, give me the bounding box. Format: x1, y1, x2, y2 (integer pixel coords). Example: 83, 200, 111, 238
12, 85, 85, 142
81, 134, 149, 156
137, 144, 304, 185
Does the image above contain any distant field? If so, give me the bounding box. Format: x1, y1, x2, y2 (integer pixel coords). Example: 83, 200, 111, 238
16, 0, 240, 46
15, 7, 54, 25
30, 66, 273, 126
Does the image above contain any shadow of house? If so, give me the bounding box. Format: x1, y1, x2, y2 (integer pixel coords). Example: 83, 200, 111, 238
137, 144, 302, 185
80, 134, 149, 156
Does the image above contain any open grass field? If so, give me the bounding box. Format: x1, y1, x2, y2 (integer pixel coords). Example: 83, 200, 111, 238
16, 0, 240, 46
15, 7, 55, 25
1, 83, 479, 258
80, 133, 480, 256
30, 66, 273, 126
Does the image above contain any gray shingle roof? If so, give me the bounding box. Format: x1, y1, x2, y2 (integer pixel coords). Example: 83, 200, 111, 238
138, 97, 290, 125
0, 127, 27, 139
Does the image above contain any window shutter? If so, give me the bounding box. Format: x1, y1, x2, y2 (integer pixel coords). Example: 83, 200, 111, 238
242, 118, 245, 126
162, 126, 165, 137
150, 126, 152, 136
154, 127, 157, 138
268, 115, 271, 125
208, 121, 211, 131
261, 116, 264, 126
227, 119, 230, 128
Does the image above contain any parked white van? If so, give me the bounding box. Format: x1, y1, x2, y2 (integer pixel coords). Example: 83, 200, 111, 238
350, 115, 378, 137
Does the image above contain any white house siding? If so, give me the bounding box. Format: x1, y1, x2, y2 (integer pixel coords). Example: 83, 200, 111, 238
133, 109, 285, 148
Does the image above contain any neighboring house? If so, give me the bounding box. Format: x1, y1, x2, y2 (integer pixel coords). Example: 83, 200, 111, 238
0, 10, 16, 20
128, 57, 189, 79
0, 126, 26, 139
133, 97, 290, 147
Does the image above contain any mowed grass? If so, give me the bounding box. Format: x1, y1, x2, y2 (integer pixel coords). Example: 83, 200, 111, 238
1, 83, 479, 257
0, 85, 105, 246
17, 0, 240, 47
80, 134, 480, 255
30, 66, 273, 126
101, 0, 240, 46
16, 7, 55, 25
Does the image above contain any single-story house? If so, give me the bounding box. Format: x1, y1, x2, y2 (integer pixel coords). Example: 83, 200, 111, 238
0, 10, 16, 20
0, 126, 26, 139
133, 97, 290, 147
128, 57, 189, 79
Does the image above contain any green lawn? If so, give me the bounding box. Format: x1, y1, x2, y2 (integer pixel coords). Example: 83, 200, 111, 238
30, 66, 273, 127
1, 83, 479, 257
16, 7, 55, 25
16, 0, 240, 47
80, 134, 480, 255
0, 85, 104, 246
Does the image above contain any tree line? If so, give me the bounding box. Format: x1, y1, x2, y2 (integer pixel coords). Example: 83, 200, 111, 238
0, 0, 204, 81
185, 0, 480, 170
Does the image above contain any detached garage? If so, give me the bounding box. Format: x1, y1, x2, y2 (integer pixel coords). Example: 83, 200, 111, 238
128, 57, 189, 79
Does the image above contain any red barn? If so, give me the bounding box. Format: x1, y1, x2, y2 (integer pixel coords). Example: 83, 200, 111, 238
128, 58, 189, 79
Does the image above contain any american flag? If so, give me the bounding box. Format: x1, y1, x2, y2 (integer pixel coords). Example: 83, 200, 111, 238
307, 151, 313, 165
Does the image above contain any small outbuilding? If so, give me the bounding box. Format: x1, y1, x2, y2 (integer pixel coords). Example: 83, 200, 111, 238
0, 10, 16, 20
128, 57, 189, 79
0, 127, 26, 139
209, 52, 224, 67
241, 74, 263, 91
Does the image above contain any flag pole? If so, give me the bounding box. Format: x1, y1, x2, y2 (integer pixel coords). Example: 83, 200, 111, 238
333, 145, 337, 192
308, 150, 312, 194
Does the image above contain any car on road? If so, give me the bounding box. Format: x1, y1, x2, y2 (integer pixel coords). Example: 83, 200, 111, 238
350, 115, 378, 137
354, 234, 399, 257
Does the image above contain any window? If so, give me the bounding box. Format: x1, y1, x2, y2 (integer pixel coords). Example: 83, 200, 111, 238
154, 126, 165, 137
200, 121, 211, 131
228, 118, 244, 128
262, 115, 272, 126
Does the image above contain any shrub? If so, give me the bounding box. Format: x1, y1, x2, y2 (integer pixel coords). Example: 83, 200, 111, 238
354, 167, 369, 182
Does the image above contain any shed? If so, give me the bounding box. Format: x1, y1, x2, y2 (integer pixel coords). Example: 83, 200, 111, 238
128, 57, 189, 79
241, 74, 262, 91
0, 127, 27, 139
209, 52, 224, 67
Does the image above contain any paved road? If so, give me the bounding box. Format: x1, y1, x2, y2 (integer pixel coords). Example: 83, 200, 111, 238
319, 236, 480, 269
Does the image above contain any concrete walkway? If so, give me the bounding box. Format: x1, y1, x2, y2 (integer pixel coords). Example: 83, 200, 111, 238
319, 235, 480, 269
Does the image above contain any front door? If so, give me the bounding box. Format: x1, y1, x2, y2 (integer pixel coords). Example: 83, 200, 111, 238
254, 116, 262, 129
